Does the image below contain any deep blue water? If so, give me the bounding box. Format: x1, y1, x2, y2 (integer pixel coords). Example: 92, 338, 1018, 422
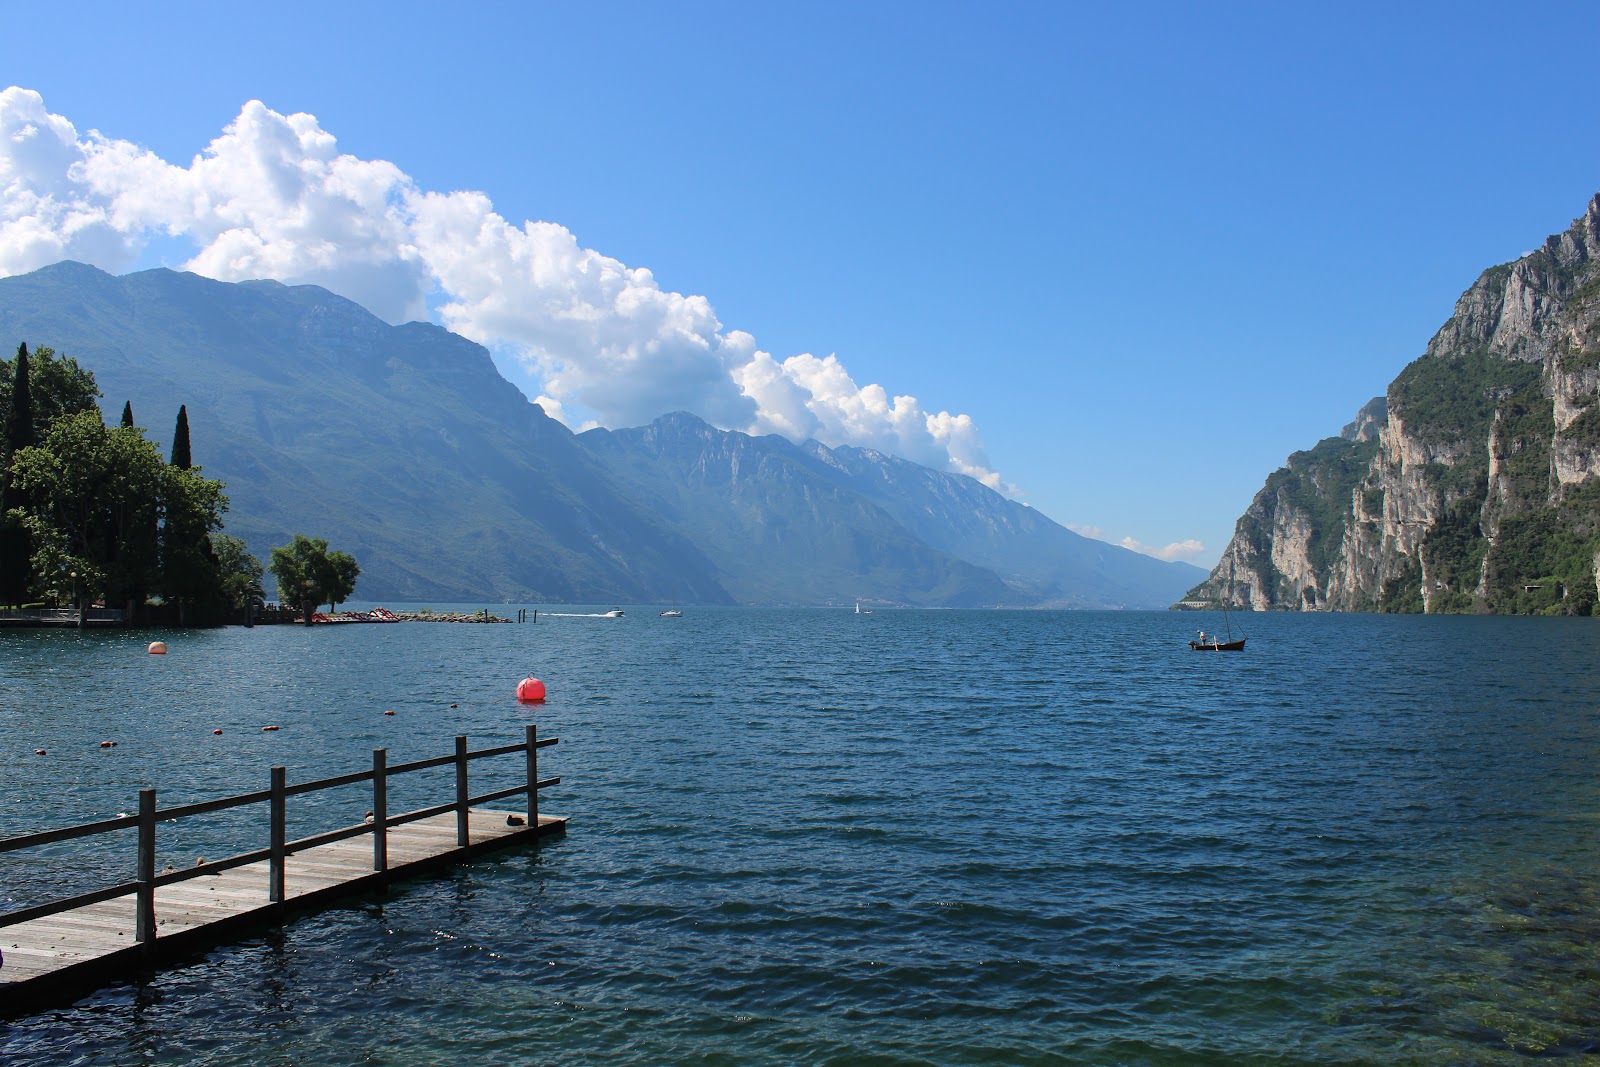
2, 608, 1599, 1065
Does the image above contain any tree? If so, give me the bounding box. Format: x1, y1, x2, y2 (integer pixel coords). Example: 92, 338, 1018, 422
4, 343, 32, 457
160, 463, 228, 623
9, 408, 229, 623
170, 405, 191, 470
212, 535, 266, 620
269, 534, 359, 625
9, 411, 164, 619
319, 549, 360, 613
0, 343, 101, 606
120, 402, 134, 428
0, 345, 101, 459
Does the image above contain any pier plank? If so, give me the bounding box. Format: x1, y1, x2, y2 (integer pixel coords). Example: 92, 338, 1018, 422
1, 809, 565, 1011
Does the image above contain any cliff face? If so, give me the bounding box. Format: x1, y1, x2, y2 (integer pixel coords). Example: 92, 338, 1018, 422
1186, 194, 1600, 614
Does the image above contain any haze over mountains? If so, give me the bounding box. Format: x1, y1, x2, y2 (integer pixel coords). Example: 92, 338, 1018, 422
0, 262, 1202, 608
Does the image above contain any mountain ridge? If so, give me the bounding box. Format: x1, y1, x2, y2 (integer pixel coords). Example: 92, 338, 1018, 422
0, 261, 1202, 608
1185, 192, 1600, 614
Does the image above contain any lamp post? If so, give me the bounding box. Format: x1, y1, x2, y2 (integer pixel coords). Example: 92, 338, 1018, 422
70, 569, 83, 629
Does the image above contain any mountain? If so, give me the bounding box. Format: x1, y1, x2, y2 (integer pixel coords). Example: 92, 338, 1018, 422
0, 262, 733, 603
784, 439, 1205, 607
578, 414, 1015, 606
0, 262, 1202, 608
580, 414, 1203, 608
1185, 193, 1600, 614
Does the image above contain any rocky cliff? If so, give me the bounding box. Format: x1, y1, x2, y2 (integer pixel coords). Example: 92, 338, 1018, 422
1184, 193, 1600, 614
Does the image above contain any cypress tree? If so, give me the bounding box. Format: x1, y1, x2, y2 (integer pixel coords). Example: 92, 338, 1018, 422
121, 401, 134, 428
6, 343, 32, 455
0, 344, 33, 607
171, 405, 192, 470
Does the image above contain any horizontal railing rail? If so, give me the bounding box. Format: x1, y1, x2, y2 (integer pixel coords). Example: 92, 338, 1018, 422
0, 725, 557, 938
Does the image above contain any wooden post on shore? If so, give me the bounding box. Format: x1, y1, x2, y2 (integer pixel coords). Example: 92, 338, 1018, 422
269, 766, 286, 905
454, 736, 470, 846
135, 788, 156, 944
372, 748, 388, 872
525, 723, 538, 826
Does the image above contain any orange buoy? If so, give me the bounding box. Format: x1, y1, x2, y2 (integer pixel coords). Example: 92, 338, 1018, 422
383, 709, 396, 716
516, 677, 546, 703
148, 641, 167, 655
213, 729, 223, 735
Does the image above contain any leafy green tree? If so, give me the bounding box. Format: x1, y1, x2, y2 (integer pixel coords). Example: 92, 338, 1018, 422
319, 549, 360, 613
0, 345, 101, 460
9, 408, 230, 623
0, 344, 102, 607
120, 402, 134, 428
10, 411, 164, 619
160, 463, 228, 624
212, 534, 266, 619
269, 534, 359, 625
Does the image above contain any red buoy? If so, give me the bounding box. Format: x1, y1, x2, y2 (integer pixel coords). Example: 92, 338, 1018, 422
516, 677, 546, 703
148, 641, 167, 655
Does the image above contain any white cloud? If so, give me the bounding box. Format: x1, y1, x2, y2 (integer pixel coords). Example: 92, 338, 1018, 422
0, 88, 142, 276
0, 88, 1005, 488
1069, 521, 1205, 561
1118, 536, 1206, 562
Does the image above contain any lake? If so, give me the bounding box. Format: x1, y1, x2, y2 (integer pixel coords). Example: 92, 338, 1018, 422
2, 608, 1599, 1065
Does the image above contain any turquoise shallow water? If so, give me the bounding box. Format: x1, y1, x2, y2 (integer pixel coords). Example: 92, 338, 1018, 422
2, 608, 1599, 1065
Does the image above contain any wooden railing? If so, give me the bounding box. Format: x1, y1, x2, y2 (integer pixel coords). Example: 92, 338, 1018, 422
0, 727, 559, 942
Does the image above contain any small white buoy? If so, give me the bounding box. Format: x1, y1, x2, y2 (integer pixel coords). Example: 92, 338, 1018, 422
148, 641, 167, 655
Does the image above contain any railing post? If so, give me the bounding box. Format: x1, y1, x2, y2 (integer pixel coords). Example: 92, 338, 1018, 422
135, 787, 157, 943
455, 735, 470, 846
525, 723, 539, 828
373, 748, 388, 872
269, 766, 286, 905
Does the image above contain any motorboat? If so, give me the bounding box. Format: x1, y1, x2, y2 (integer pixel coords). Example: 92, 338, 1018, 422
659, 609, 682, 617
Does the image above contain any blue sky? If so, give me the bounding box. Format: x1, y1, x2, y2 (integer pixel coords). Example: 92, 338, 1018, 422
3, 2, 1598, 567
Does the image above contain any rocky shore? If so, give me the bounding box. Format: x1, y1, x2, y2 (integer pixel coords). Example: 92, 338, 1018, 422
391, 610, 511, 624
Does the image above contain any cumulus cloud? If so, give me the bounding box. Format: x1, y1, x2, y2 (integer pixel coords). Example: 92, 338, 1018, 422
1068, 521, 1204, 561
1118, 536, 1207, 562
0, 87, 1005, 487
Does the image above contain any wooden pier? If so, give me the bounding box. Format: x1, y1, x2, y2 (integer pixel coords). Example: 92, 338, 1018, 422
0, 727, 564, 1013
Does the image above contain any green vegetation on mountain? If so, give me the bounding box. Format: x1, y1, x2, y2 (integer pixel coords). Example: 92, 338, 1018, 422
1186, 193, 1600, 615
1389, 348, 1543, 447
